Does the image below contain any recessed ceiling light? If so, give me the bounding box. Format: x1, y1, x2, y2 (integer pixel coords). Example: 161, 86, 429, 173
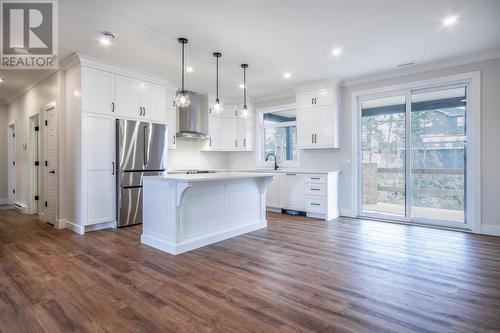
0, 78, 4, 83
442, 15, 458, 27
283, 72, 292, 79
239, 83, 245, 89
331, 48, 343, 56
99, 31, 116, 46
186, 66, 194, 73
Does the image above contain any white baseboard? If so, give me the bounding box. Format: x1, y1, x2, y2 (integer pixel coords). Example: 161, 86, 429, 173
59, 219, 85, 235
141, 220, 267, 255
85, 221, 116, 232
0, 198, 9, 205
266, 207, 281, 213
480, 224, 500, 237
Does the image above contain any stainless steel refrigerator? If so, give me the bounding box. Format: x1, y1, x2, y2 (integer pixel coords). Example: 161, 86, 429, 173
116, 119, 168, 227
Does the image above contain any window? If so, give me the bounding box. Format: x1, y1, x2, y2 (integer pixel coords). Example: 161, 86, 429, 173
261, 108, 298, 164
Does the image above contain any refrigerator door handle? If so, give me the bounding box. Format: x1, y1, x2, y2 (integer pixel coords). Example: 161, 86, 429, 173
143, 125, 148, 167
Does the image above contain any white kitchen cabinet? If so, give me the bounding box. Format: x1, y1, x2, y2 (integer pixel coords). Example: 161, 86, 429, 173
279, 174, 305, 210
141, 81, 165, 122
266, 176, 280, 208
165, 93, 177, 148
296, 88, 335, 109
204, 103, 253, 152
296, 83, 340, 149
115, 77, 165, 122
115, 75, 141, 118
265, 171, 339, 221
297, 108, 316, 147
81, 67, 114, 115
220, 118, 238, 150
82, 113, 115, 226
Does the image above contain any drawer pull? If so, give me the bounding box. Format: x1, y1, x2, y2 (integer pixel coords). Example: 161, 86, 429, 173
286, 173, 297, 176
310, 188, 321, 191
310, 203, 321, 206
310, 177, 320, 180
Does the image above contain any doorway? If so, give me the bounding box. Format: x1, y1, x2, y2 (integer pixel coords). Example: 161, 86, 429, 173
39, 103, 57, 225
7, 123, 16, 205
356, 78, 476, 230
28, 114, 41, 215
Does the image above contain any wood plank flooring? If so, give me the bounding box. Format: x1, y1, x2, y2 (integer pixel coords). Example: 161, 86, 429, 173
1, 209, 500, 332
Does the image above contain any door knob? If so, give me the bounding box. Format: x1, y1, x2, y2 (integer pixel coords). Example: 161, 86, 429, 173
49, 170, 55, 174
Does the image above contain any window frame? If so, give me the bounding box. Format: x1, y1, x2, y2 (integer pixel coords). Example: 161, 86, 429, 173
350, 72, 481, 233
257, 103, 300, 168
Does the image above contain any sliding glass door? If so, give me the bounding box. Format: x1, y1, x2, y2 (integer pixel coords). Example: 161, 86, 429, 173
359, 84, 468, 228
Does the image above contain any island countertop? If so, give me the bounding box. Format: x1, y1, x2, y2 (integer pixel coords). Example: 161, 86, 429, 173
144, 172, 276, 182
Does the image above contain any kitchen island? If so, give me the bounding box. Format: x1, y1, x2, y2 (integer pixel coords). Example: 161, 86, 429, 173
141, 172, 275, 255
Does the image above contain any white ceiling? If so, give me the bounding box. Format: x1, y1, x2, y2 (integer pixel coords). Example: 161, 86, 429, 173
1, 0, 500, 104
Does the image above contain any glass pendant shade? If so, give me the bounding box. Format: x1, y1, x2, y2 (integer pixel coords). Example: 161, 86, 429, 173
213, 99, 224, 114
175, 91, 190, 108
241, 105, 248, 118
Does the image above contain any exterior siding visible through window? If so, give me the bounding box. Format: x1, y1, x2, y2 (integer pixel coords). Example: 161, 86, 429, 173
261, 109, 298, 164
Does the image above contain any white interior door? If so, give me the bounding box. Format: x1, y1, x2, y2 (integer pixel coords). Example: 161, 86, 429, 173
7, 124, 15, 204
42, 105, 57, 225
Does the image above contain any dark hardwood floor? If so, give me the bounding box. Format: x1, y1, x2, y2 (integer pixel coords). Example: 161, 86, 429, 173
1, 209, 500, 332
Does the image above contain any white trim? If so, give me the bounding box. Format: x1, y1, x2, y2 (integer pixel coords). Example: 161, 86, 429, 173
340, 209, 356, 218
256, 103, 300, 168
295, 78, 342, 93
480, 225, 500, 237
85, 221, 117, 232
59, 219, 85, 235
351, 71, 481, 233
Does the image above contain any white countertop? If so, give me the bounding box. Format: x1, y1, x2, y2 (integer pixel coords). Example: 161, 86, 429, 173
168, 169, 340, 175
145, 172, 276, 182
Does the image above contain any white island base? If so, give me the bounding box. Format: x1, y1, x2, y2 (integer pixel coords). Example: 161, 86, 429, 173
141, 172, 275, 255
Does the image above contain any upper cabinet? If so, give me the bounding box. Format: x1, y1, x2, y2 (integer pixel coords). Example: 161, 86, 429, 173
81, 67, 115, 115
165, 93, 177, 149
204, 103, 254, 152
296, 82, 340, 149
81, 67, 166, 123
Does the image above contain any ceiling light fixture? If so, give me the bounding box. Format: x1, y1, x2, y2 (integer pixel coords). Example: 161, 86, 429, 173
241, 64, 249, 118
239, 83, 245, 89
283, 72, 292, 79
212, 52, 223, 114
186, 66, 194, 73
331, 47, 343, 56
99, 32, 115, 46
0, 78, 4, 83
175, 37, 190, 108
442, 15, 458, 27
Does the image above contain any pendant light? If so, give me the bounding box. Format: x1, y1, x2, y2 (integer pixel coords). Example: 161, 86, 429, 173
212, 52, 223, 114
240, 64, 249, 118
175, 38, 190, 108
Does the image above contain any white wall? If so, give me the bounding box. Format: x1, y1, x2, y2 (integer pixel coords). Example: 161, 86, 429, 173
0, 104, 8, 203
168, 139, 229, 170
229, 57, 500, 232
7, 72, 61, 210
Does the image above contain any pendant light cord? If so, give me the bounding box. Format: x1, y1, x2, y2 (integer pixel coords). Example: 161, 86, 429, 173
243, 66, 247, 107
216, 56, 219, 101
181, 42, 185, 93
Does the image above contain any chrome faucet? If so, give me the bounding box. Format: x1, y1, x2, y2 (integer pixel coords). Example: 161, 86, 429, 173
265, 153, 279, 170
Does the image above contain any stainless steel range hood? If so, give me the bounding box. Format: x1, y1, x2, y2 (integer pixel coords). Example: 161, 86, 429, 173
176, 91, 209, 139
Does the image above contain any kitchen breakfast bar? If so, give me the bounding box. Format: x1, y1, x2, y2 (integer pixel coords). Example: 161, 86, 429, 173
141, 172, 275, 255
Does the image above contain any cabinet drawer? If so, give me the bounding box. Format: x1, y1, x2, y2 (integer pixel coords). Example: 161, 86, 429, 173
305, 174, 326, 184
305, 183, 327, 196
305, 196, 326, 213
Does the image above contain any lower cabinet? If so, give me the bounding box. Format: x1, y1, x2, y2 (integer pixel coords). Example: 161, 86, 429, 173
266, 172, 339, 221
82, 113, 116, 226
